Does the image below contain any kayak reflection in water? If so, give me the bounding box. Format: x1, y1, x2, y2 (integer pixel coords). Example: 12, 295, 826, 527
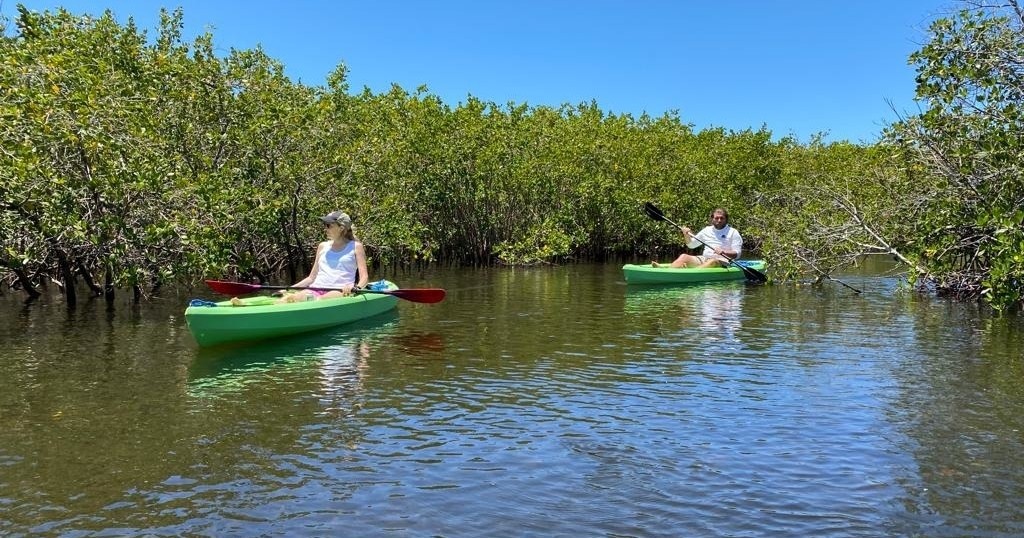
652, 207, 743, 269
696, 286, 743, 344
319, 339, 371, 402
231, 210, 370, 305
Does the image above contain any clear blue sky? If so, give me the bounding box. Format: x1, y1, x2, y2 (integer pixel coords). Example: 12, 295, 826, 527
4, 1, 956, 143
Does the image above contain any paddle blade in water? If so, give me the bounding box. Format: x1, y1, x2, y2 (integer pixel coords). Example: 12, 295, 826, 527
738, 264, 769, 283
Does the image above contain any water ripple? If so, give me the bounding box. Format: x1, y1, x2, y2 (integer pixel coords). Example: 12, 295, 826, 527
2, 265, 1024, 536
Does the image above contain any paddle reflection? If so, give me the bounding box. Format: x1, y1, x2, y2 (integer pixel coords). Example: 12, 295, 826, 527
389, 330, 446, 357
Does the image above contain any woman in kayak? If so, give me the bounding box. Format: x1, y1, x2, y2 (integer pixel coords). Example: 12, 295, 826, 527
231, 210, 369, 305
653, 207, 743, 268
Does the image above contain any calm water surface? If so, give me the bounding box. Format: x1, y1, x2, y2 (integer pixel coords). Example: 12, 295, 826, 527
1, 263, 1023, 537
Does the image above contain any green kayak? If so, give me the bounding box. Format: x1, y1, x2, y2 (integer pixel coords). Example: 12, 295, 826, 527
185, 281, 400, 347
622, 261, 766, 284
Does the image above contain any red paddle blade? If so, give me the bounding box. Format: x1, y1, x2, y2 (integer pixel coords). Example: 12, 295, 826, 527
205, 280, 262, 295
386, 288, 446, 303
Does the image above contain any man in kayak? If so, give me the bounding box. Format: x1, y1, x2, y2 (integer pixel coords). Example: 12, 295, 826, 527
231, 210, 369, 305
653, 207, 743, 268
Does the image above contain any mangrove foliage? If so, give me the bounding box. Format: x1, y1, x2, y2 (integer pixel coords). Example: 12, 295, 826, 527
0, 2, 1020, 311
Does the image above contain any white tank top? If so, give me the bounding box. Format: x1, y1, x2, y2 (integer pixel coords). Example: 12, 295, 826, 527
311, 240, 357, 288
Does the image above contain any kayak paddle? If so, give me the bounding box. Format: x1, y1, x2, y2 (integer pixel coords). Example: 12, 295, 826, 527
643, 202, 768, 283
204, 280, 446, 303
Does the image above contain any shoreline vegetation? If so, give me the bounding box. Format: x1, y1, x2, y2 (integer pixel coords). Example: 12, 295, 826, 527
1, 2, 1021, 311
